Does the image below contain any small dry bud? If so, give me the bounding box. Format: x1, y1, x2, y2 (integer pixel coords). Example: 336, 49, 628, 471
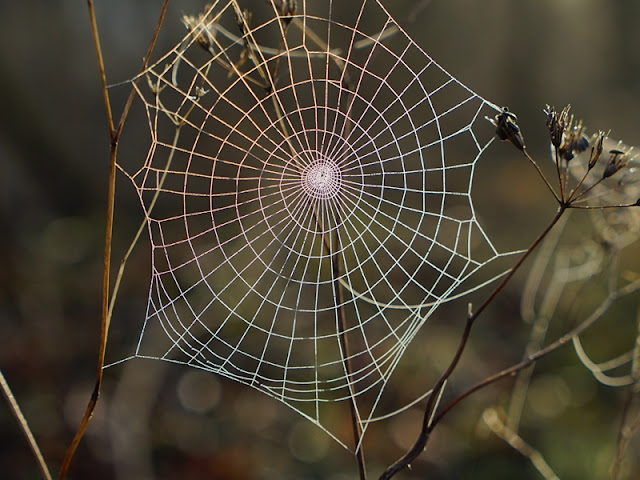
233, 5, 252, 36
268, 0, 297, 20
544, 104, 570, 149
588, 131, 606, 170
183, 9, 218, 53
487, 107, 525, 151
602, 149, 629, 179
558, 117, 589, 162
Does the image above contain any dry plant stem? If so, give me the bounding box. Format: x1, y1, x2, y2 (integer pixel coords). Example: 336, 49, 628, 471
483, 408, 559, 480
572, 336, 634, 387
0, 370, 53, 480
569, 202, 639, 210
612, 391, 637, 480
379, 206, 567, 480
612, 307, 640, 479
332, 231, 367, 479
523, 149, 561, 204
553, 147, 566, 202
59, 2, 170, 479
429, 274, 640, 431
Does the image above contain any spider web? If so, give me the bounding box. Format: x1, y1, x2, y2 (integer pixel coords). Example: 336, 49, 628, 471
116, 0, 522, 446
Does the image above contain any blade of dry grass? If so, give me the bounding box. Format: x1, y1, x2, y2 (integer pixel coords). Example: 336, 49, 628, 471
0, 370, 52, 480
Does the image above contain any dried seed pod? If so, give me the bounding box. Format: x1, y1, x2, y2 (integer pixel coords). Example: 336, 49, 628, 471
268, 0, 297, 19
602, 149, 629, 179
487, 107, 525, 151
544, 104, 570, 149
182, 6, 218, 54
588, 131, 606, 170
558, 117, 589, 162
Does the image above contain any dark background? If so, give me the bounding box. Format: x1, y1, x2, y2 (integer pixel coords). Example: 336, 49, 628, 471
1, 1, 640, 479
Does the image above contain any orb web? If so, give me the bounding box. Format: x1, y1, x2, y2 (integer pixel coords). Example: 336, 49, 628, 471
117, 0, 522, 445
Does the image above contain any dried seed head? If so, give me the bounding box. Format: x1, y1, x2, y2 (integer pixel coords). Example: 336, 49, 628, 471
233, 4, 252, 36
558, 116, 589, 162
602, 149, 630, 179
183, 8, 218, 53
268, 0, 297, 21
487, 107, 525, 151
544, 104, 570, 149
588, 131, 606, 170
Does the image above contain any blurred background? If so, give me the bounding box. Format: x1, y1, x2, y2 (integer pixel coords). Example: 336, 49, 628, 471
1, 1, 640, 479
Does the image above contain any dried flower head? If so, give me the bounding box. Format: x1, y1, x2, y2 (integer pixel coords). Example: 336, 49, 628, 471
268, 0, 297, 22
183, 5, 218, 54
558, 116, 589, 162
603, 148, 630, 179
487, 107, 525, 151
233, 4, 252, 36
544, 104, 570, 149
588, 131, 606, 170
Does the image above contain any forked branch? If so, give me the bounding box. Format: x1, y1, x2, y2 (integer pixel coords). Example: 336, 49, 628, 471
58, 2, 170, 479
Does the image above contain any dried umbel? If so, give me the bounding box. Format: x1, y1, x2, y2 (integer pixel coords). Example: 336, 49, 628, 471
564, 130, 639, 209
182, 6, 218, 54
545, 105, 590, 162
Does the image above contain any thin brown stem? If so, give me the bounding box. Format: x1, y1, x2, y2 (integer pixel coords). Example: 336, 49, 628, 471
553, 144, 565, 202
611, 390, 636, 480
0, 370, 52, 480
59, 2, 170, 479
612, 305, 640, 479
332, 231, 367, 479
569, 201, 639, 210
523, 148, 561, 204
58, 136, 118, 480
87, 0, 114, 138
380, 206, 567, 479
378, 317, 473, 480
429, 277, 640, 428
472, 206, 566, 320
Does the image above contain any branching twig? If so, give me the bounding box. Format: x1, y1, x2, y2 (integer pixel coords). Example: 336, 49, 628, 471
380, 204, 567, 479
58, 2, 170, 479
430, 275, 640, 433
